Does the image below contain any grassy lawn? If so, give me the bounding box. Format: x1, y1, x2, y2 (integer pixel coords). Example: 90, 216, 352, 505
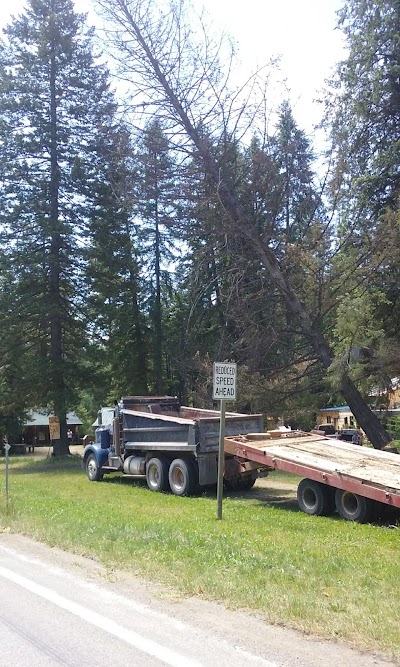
0, 455, 399, 658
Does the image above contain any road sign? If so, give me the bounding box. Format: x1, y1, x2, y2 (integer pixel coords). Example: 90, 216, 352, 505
213, 362, 238, 521
4, 443, 11, 452
213, 362, 237, 401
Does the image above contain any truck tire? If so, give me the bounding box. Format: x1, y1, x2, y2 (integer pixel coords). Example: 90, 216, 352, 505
85, 453, 103, 482
334, 489, 374, 523
297, 479, 335, 516
168, 458, 198, 496
225, 476, 257, 491
146, 457, 170, 492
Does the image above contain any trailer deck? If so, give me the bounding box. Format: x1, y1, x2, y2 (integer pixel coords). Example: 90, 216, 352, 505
224, 431, 400, 509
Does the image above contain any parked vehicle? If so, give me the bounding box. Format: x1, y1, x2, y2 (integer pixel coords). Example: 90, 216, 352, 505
82, 396, 265, 494
337, 428, 362, 444
311, 424, 336, 436
225, 430, 400, 523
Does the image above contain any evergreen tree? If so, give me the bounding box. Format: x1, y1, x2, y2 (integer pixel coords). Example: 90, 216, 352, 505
169, 124, 330, 413
272, 102, 322, 247
330, 0, 400, 214
0, 249, 30, 442
271, 103, 331, 333
326, 0, 400, 398
84, 124, 148, 399
135, 119, 178, 393
0, 0, 120, 453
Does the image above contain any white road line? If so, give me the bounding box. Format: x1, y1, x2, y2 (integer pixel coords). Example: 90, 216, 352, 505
0, 544, 279, 667
0, 544, 187, 630
0, 565, 202, 667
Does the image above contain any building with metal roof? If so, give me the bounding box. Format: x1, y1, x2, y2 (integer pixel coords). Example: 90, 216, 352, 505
92, 407, 114, 428
22, 411, 83, 447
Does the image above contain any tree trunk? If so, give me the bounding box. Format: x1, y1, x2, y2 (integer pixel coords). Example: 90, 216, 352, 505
339, 375, 393, 449
154, 169, 163, 394
129, 267, 148, 395
49, 31, 69, 457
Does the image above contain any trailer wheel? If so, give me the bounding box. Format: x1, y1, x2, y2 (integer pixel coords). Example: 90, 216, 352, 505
334, 489, 374, 523
297, 479, 335, 516
169, 458, 198, 496
146, 457, 170, 492
85, 453, 103, 482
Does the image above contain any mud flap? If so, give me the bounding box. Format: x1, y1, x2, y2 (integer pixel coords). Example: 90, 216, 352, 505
197, 453, 218, 485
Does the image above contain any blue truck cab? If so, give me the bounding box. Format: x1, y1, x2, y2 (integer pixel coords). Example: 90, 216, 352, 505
82, 425, 113, 481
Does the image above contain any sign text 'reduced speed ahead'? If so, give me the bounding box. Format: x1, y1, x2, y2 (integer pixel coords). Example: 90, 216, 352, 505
213, 362, 237, 400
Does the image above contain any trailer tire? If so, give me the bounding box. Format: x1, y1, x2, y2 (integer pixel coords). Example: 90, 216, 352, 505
334, 489, 374, 523
85, 453, 103, 482
146, 457, 170, 492
169, 458, 198, 496
297, 479, 335, 516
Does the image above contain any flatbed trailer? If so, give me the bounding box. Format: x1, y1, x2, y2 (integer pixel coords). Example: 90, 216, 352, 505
224, 431, 400, 522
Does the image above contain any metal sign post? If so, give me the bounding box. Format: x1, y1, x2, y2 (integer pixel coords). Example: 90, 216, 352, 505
217, 400, 226, 520
213, 362, 237, 520
4, 442, 11, 512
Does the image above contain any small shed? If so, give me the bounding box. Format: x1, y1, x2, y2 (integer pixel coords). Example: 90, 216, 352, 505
23, 411, 83, 446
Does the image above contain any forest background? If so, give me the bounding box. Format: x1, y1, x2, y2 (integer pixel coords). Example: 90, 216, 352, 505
0, 0, 399, 454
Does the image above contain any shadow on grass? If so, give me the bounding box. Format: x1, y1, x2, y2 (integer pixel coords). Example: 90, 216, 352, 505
237, 487, 400, 525
101, 475, 147, 488
99, 473, 301, 511
225, 487, 300, 513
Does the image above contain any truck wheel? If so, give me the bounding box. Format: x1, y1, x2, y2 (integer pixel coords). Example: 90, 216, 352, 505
238, 476, 257, 490
146, 457, 170, 492
297, 479, 335, 516
169, 458, 198, 496
334, 489, 374, 523
86, 453, 103, 482
225, 476, 256, 491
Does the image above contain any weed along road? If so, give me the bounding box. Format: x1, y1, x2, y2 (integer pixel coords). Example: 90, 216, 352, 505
0, 534, 396, 667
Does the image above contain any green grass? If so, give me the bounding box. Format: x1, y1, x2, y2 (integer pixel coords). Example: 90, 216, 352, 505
0, 455, 399, 658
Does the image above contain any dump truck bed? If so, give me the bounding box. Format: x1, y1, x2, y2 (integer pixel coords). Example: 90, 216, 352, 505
224, 432, 400, 508
120, 407, 264, 453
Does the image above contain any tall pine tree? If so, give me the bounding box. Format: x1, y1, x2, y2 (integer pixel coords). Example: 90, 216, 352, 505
326, 0, 400, 398
330, 0, 400, 214
85, 124, 149, 399
0, 0, 121, 453
135, 119, 178, 394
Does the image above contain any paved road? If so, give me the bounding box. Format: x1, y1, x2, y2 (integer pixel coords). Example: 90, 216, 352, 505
0, 534, 397, 667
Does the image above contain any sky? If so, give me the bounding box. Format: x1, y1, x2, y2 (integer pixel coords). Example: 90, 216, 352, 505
200, 0, 346, 131
0, 0, 346, 133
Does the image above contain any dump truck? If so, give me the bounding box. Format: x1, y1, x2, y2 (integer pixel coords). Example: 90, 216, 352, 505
224, 430, 400, 523
82, 395, 265, 495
